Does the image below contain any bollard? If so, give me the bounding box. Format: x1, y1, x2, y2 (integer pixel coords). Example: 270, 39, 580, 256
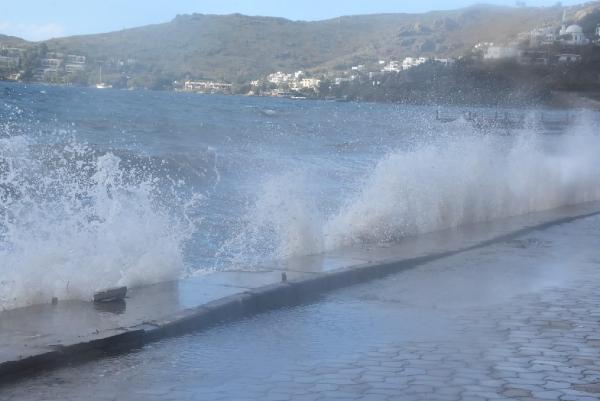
281, 272, 287, 283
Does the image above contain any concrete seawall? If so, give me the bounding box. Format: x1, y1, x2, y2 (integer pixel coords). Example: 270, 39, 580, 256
2, 202, 600, 382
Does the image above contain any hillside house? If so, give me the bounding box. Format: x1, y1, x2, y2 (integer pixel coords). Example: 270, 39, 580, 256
402, 57, 428, 70
530, 27, 557, 46
300, 78, 321, 90
267, 71, 293, 84
184, 80, 232, 94
40, 58, 62, 68
381, 61, 401, 73
560, 25, 589, 46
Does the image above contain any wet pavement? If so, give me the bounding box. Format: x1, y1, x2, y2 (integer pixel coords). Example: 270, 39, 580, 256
3, 213, 600, 400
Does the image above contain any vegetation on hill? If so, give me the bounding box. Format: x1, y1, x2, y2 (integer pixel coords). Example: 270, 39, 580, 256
316, 53, 600, 106
58, 6, 573, 82
2, 3, 600, 107
0, 34, 28, 48
4, 4, 587, 84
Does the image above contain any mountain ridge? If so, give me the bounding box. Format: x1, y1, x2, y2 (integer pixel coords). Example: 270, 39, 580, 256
2, 3, 600, 84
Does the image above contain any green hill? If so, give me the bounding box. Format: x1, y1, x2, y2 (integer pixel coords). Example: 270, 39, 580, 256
2, 3, 600, 85
0, 34, 28, 48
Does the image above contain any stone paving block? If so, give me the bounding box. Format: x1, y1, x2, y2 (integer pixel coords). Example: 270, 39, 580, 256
459, 396, 488, 401
400, 368, 427, 376
542, 381, 572, 390
291, 395, 322, 401
318, 390, 363, 399
571, 383, 600, 394
358, 375, 387, 383
264, 392, 293, 401
531, 389, 567, 399
356, 395, 388, 401
560, 397, 600, 401
310, 383, 339, 392
501, 387, 533, 397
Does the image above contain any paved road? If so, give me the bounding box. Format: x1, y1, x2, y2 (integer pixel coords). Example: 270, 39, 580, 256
3, 215, 600, 401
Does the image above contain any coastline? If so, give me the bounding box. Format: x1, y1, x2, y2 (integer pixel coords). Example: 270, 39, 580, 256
3, 79, 599, 111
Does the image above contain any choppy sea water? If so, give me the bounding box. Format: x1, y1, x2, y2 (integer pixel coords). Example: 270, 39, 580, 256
1, 82, 600, 310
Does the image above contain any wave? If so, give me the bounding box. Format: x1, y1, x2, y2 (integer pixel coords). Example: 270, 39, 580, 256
219, 116, 600, 267
4, 102, 600, 309
0, 128, 200, 310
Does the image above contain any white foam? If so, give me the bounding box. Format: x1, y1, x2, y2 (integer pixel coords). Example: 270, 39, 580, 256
0, 133, 198, 310
222, 118, 600, 266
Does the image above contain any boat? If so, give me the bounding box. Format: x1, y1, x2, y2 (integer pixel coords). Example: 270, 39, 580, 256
95, 66, 112, 89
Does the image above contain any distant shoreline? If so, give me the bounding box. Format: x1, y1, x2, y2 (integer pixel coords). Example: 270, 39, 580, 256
3, 79, 600, 111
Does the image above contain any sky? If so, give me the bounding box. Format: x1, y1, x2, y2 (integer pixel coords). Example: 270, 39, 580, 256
0, 0, 585, 41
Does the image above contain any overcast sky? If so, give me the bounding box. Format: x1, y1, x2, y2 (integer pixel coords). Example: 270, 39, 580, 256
0, 0, 584, 41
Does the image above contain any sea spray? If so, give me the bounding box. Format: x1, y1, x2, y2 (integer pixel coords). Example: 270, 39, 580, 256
325, 131, 600, 248
0, 130, 200, 310
5, 91, 600, 308
220, 121, 600, 267
215, 172, 324, 269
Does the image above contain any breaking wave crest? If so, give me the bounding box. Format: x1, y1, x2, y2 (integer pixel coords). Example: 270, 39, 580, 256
4, 99, 600, 309
0, 128, 199, 310
221, 120, 600, 267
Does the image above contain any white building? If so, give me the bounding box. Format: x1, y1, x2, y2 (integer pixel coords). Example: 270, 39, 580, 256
560, 25, 589, 46
184, 81, 232, 93
334, 77, 352, 85
65, 64, 86, 73
484, 46, 520, 60
559, 10, 589, 46
530, 27, 557, 46
40, 58, 62, 68
299, 78, 321, 90
402, 57, 428, 70
433, 58, 455, 66
267, 71, 293, 84
381, 61, 401, 73
46, 52, 64, 59
66, 55, 86, 64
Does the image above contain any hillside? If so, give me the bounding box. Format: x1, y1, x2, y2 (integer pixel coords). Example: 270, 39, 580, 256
0, 34, 28, 48
2, 2, 600, 85
39, 5, 580, 81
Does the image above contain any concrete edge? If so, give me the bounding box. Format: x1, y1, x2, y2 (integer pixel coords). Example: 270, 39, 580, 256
2, 209, 600, 383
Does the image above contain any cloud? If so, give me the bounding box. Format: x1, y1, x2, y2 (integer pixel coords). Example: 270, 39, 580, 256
0, 21, 66, 41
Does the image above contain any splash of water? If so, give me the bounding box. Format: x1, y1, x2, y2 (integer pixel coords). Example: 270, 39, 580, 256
221, 119, 600, 267
0, 126, 199, 310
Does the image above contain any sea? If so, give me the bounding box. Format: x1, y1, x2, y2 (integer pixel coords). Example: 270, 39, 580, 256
1, 82, 600, 310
